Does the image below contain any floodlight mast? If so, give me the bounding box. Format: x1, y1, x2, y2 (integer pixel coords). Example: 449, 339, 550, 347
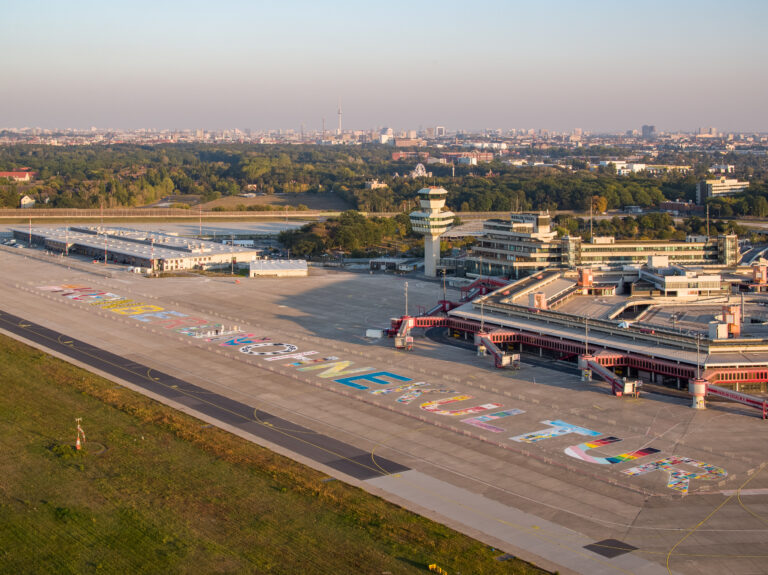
696, 333, 701, 379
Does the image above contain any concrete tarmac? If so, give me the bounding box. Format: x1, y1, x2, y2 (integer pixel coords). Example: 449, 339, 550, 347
1, 249, 767, 575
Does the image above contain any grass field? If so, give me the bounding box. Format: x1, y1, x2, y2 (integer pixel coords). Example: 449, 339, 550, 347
0, 334, 547, 575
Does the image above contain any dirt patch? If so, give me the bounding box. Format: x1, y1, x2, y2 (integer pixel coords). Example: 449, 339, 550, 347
199, 192, 351, 211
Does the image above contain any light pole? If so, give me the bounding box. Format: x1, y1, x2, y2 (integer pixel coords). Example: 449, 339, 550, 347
404, 281, 409, 317
696, 332, 701, 379
585, 317, 589, 355
480, 299, 485, 332
479, 254, 483, 280
442, 268, 447, 303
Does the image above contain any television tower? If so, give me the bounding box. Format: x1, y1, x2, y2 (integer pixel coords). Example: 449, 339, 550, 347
337, 100, 342, 135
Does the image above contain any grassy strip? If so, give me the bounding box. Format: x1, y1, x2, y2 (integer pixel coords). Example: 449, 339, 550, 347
0, 334, 547, 575
0, 216, 318, 224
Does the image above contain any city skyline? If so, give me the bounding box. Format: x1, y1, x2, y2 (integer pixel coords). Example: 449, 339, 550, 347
2, 0, 767, 132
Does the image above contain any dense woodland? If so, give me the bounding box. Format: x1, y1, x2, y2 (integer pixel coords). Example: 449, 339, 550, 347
0, 144, 767, 218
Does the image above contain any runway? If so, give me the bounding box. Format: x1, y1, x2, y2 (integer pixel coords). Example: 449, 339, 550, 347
0, 309, 408, 481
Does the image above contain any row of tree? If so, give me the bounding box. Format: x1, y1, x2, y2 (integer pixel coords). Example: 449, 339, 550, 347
278, 211, 416, 257
553, 213, 749, 241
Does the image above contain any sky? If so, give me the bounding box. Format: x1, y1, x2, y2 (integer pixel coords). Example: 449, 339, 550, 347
2, 0, 767, 133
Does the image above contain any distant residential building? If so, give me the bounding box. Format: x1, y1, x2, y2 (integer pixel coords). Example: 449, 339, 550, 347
709, 164, 735, 174
644, 164, 691, 176
0, 170, 35, 182
598, 161, 645, 175
443, 151, 494, 163
696, 177, 749, 204
697, 127, 718, 137
391, 151, 429, 161
660, 200, 704, 215
19, 195, 35, 208
395, 138, 424, 148
641, 125, 656, 140
364, 179, 388, 190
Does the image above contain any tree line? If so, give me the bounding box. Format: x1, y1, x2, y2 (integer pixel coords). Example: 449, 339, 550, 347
1, 144, 766, 217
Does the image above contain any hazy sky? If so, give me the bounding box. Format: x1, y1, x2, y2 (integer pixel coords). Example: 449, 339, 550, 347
2, 0, 767, 132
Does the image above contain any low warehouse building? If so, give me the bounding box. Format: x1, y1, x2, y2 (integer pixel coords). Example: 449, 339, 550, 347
249, 259, 308, 278
12, 226, 260, 272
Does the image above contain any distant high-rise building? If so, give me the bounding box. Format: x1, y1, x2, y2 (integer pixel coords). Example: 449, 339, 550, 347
435, 126, 446, 137
696, 177, 748, 204
641, 125, 656, 140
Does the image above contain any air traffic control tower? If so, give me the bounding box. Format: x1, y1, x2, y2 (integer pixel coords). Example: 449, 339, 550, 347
409, 187, 455, 277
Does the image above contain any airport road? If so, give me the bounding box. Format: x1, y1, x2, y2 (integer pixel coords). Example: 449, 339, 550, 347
1, 249, 767, 575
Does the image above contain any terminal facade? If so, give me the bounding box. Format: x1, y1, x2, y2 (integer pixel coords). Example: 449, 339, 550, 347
465, 212, 739, 278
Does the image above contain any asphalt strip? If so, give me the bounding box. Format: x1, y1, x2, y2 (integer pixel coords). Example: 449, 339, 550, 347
0, 309, 408, 481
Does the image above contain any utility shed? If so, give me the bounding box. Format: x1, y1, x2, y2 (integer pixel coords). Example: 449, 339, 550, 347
249, 259, 308, 278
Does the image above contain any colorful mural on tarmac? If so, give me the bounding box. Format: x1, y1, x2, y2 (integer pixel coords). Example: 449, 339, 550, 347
621, 456, 727, 494
420, 396, 503, 416
564, 437, 661, 465
40, 283, 729, 493
511, 420, 602, 444
461, 409, 525, 433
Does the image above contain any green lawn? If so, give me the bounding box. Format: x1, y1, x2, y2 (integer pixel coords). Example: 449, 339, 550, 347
0, 334, 546, 575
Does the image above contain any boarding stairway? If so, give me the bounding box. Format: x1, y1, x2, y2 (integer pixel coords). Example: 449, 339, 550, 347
580, 354, 629, 396
476, 333, 512, 368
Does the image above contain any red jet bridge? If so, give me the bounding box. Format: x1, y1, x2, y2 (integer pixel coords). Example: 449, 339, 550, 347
389, 313, 768, 416
459, 277, 509, 302
706, 385, 768, 419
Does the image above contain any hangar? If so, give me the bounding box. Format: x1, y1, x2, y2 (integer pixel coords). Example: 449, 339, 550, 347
12, 226, 260, 272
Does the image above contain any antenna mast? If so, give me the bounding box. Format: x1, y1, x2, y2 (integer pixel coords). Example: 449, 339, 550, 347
337, 100, 342, 136
706, 204, 710, 237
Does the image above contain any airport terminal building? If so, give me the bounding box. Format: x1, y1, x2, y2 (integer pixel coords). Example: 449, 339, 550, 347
12, 226, 261, 272
465, 213, 739, 278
